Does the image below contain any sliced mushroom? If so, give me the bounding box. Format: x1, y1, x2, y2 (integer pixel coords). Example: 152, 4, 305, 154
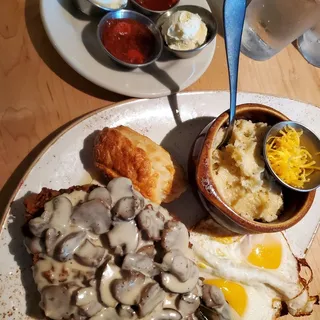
88, 187, 112, 208
89, 308, 121, 320
136, 232, 156, 257
185, 315, 199, 320
202, 284, 226, 309
45, 228, 60, 255
55, 231, 86, 261
75, 287, 103, 317
137, 245, 156, 258
112, 196, 144, 221
24, 236, 45, 254
161, 261, 199, 294
75, 240, 107, 267
171, 255, 195, 282
107, 221, 139, 256
138, 283, 166, 317
117, 305, 137, 319
73, 314, 86, 320
193, 281, 203, 298
163, 293, 179, 309
80, 301, 103, 318
150, 309, 182, 320
136, 208, 165, 240
162, 251, 196, 282
178, 292, 200, 316
48, 196, 73, 233
87, 231, 100, 242
40, 285, 74, 320
71, 199, 111, 235
29, 216, 50, 238
76, 287, 97, 306
200, 286, 232, 320
107, 177, 134, 204
122, 253, 159, 277
28, 205, 54, 237
112, 271, 145, 305
161, 221, 189, 253
30, 196, 73, 237
100, 262, 122, 308
89, 279, 97, 288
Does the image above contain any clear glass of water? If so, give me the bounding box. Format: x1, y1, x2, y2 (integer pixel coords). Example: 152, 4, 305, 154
297, 20, 320, 67
241, 0, 320, 61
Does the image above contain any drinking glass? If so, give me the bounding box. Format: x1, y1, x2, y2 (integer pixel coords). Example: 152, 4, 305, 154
241, 0, 320, 61
297, 20, 320, 67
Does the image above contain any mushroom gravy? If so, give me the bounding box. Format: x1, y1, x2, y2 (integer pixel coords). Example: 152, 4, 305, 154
25, 177, 203, 320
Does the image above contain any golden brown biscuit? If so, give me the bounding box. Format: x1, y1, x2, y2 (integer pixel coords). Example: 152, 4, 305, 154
94, 126, 186, 204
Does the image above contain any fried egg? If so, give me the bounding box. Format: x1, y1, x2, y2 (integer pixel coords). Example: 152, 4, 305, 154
202, 277, 282, 320
190, 218, 318, 319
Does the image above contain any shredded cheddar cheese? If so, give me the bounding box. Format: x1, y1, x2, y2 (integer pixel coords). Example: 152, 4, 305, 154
266, 126, 320, 188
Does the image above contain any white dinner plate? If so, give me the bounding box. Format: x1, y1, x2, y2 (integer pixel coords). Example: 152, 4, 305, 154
0, 91, 319, 318
40, 0, 216, 98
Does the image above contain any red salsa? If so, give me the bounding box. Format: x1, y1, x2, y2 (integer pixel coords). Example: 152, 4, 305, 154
135, 0, 179, 11
102, 18, 156, 65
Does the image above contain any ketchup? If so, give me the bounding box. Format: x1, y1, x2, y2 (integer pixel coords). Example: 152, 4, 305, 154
135, 0, 179, 11
102, 18, 156, 65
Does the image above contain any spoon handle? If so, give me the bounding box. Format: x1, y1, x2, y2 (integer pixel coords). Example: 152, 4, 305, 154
223, 0, 246, 140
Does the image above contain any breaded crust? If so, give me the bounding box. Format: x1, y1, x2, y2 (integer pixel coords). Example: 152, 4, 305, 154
93, 126, 186, 204
24, 184, 97, 221
23, 185, 98, 267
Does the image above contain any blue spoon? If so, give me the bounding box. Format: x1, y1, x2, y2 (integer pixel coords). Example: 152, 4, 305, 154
219, 0, 247, 147
191, 0, 247, 165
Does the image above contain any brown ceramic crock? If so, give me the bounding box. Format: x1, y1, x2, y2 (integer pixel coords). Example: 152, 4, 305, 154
196, 103, 316, 234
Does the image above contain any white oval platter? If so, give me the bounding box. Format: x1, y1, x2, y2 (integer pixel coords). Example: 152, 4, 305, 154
0, 91, 319, 319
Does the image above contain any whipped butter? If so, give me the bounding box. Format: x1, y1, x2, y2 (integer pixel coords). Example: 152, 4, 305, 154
161, 11, 208, 50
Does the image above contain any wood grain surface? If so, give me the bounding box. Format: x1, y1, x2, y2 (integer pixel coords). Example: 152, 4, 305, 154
0, 1, 319, 319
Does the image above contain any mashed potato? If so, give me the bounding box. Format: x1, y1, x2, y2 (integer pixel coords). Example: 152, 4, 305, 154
211, 119, 283, 222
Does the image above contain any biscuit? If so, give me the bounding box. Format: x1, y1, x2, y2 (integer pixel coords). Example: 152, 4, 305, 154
94, 126, 186, 204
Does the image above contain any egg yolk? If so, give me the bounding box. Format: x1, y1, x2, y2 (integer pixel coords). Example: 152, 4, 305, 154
247, 238, 282, 269
204, 279, 247, 316
197, 261, 209, 269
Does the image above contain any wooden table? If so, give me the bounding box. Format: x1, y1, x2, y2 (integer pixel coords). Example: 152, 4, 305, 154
0, 1, 319, 319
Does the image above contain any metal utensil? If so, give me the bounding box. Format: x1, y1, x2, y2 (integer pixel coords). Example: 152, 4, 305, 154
219, 0, 247, 147
263, 121, 320, 192
190, 0, 246, 164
